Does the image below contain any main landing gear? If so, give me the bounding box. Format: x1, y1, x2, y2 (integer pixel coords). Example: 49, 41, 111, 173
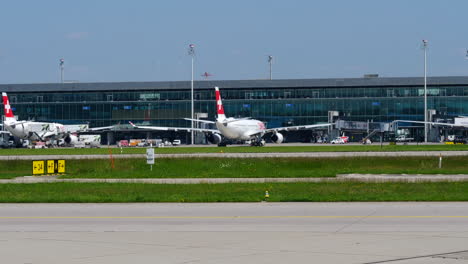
250, 137, 266, 147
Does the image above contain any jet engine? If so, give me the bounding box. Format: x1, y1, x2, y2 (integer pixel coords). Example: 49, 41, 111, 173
271, 133, 284, 144
64, 134, 79, 145
206, 133, 222, 144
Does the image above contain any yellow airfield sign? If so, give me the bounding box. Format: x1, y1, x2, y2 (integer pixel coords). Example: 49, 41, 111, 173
57, 160, 65, 173
32, 160, 66, 175
32, 161, 45, 175
47, 160, 55, 174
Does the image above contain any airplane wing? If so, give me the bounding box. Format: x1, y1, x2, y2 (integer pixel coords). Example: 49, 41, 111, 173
129, 122, 219, 133
64, 124, 120, 133
183, 118, 216, 124
86, 126, 116, 132
264, 123, 333, 133
64, 124, 89, 133
222, 117, 252, 124
394, 120, 462, 127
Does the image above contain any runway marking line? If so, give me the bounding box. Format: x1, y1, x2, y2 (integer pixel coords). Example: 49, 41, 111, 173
1, 215, 468, 219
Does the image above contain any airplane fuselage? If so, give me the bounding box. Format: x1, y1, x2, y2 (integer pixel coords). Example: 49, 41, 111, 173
4, 121, 65, 140
215, 119, 266, 140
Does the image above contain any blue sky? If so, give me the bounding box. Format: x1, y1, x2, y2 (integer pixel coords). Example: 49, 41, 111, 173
0, 0, 467, 84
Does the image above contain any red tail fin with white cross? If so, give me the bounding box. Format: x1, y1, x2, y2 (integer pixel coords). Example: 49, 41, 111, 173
2, 92, 16, 123
215, 87, 226, 121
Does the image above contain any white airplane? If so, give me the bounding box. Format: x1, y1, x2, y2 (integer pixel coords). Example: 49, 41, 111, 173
130, 86, 332, 146
2, 92, 111, 144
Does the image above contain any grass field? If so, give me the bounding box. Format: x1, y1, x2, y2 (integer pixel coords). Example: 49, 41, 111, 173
1, 144, 468, 156
1, 182, 468, 202
3, 156, 468, 179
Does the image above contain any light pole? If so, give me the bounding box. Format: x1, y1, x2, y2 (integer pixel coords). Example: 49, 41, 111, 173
188, 44, 195, 145
60, 58, 65, 83
268, 55, 273, 80
422, 40, 428, 143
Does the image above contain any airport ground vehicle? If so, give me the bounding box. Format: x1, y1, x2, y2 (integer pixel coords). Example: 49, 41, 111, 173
137, 139, 160, 147
129, 139, 142, 147
73, 142, 86, 148
117, 140, 129, 147
121, 139, 163, 147
395, 135, 414, 142
331, 137, 345, 144
452, 136, 467, 144
0, 140, 14, 148
0, 131, 14, 148
331, 136, 349, 144
33, 141, 47, 149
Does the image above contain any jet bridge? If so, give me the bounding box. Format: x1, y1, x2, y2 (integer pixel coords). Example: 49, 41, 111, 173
333, 120, 395, 142
335, 120, 394, 132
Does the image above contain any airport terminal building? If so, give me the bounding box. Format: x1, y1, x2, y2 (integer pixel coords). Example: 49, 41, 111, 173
1, 76, 468, 144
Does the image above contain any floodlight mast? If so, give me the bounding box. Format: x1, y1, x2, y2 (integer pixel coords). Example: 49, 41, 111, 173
60, 58, 65, 83
268, 55, 273, 80
188, 44, 195, 145
423, 40, 428, 143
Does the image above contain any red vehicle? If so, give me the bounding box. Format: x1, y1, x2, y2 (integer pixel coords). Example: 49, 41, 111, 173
118, 140, 129, 147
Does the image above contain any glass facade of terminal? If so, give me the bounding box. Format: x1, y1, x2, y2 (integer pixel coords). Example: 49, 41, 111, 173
2, 77, 468, 142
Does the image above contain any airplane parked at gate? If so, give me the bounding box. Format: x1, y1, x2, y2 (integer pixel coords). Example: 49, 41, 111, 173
130, 87, 332, 146
2, 92, 111, 145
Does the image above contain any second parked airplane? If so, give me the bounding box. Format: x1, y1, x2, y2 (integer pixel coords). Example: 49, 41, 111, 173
2, 92, 112, 145
130, 87, 331, 146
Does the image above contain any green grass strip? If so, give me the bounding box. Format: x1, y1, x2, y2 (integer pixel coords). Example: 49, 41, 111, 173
3, 156, 468, 179
1, 182, 468, 202
1, 144, 468, 156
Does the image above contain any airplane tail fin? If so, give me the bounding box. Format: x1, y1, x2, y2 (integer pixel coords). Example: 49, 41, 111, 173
215, 87, 226, 122
2, 92, 16, 123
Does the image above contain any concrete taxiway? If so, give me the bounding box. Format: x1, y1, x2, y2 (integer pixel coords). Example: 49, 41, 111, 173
1, 202, 468, 263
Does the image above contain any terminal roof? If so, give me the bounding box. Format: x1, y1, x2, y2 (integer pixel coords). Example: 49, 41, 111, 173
1, 76, 468, 93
